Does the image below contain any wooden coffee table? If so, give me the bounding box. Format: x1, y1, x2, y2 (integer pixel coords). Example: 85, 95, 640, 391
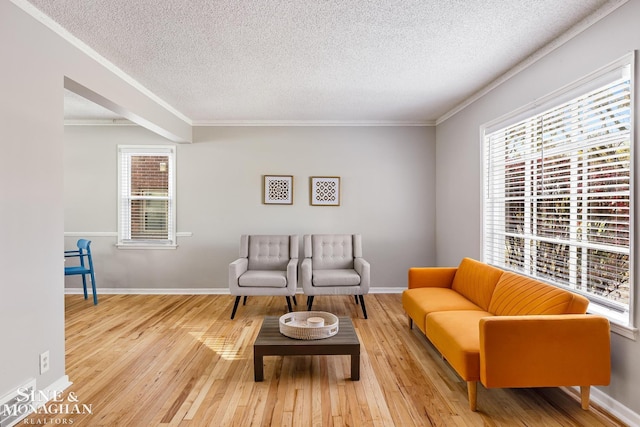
253, 316, 360, 381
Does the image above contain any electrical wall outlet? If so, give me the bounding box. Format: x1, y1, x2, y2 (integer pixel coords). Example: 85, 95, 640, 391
40, 351, 50, 374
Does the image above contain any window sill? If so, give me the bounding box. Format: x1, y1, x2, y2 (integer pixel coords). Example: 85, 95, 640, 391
587, 304, 638, 340
609, 323, 638, 340
116, 243, 178, 250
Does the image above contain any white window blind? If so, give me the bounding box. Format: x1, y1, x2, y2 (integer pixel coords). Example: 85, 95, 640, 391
483, 60, 632, 326
118, 146, 176, 247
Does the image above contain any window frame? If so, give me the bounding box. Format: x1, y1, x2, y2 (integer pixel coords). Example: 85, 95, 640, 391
117, 145, 177, 249
480, 53, 637, 339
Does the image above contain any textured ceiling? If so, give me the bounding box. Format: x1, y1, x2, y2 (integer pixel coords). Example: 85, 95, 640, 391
28, 0, 616, 124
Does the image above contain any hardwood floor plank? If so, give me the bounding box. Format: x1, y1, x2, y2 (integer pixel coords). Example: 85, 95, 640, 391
22, 294, 628, 427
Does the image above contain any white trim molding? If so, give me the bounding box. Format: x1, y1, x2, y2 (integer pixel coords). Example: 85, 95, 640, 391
65, 286, 404, 296
564, 386, 640, 427
436, 0, 629, 125
41, 376, 73, 404
64, 231, 192, 237
192, 120, 435, 127
65, 288, 230, 295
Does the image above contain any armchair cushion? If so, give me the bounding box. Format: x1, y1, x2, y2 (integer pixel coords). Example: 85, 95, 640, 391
312, 269, 361, 287
239, 270, 287, 288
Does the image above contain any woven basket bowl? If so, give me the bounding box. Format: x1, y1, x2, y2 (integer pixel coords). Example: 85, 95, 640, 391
279, 311, 339, 340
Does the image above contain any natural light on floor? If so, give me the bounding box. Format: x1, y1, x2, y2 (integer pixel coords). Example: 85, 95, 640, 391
188, 330, 248, 361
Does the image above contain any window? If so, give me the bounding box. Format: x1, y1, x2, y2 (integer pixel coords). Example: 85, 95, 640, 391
118, 146, 176, 248
482, 55, 634, 331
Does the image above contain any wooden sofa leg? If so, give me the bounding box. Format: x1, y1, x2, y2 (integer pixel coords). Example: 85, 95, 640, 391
408, 316, 413, 329
467, 381, 477, 411
580, 386, 590, 410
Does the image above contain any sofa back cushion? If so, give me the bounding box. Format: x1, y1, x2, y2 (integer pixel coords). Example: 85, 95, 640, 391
488, 271, 589, 315
450, 258, 504, 311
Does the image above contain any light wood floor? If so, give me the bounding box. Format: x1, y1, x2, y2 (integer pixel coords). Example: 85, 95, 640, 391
29, 294, 625, 426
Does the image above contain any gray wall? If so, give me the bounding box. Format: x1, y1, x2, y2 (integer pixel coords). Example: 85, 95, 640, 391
64, 125, 436, 290
0, 1, 189, 400
435, 0, 640, 416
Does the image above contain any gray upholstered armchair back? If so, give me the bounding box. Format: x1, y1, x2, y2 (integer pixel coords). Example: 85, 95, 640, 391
240, 234, 298, 271
304, 234, 362, 270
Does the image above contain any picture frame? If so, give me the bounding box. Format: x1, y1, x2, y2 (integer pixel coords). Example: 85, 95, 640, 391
263, 175, 294, 205
310, 176, 340, 206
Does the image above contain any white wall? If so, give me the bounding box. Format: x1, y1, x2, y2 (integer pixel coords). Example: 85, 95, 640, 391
0, 0, 190, 401
64, 125, 436, 291
435, 0, 640, 418
0, 1, 65, 400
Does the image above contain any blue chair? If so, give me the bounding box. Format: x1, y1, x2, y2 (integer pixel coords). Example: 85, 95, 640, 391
64, 239, 98, 305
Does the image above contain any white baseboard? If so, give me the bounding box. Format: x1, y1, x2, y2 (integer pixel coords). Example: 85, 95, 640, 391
39, 376, 73, 405
577, 386, 640, 426
0, 376, 72, 427
44, 375, 73, 395
369, 287, 404, 294
65, 288, 229, 295
65, 286, 405, 295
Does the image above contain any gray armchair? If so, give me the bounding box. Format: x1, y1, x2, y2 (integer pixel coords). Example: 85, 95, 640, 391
228, 235, 298, 319
301, 234, 370, 318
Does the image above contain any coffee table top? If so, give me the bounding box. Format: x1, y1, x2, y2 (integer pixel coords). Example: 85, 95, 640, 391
254, 316, 360, 347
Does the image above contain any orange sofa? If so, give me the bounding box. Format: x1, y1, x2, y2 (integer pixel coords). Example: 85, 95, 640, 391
402, 257, 611, 411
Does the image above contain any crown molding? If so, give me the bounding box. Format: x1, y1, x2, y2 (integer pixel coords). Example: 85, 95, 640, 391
435, 0, 629, 126
64, 119, 137, 126
192, 120, 435, 127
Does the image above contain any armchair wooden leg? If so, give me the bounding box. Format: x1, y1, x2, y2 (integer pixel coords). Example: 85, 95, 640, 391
408, 315, 413, 329
467, 381, 477, 411
358, 295, 368, 319
580, 386, 590, 410
286, 296, 293, 312
307, 296, 314, 311
230, 296, 241, 320
355, 295, 359, 305
292, 296, 297, 306
243, 296, 248, 305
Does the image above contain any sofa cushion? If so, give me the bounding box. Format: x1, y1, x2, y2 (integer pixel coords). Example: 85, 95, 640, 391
450, 258, 504, 311
402, 288, 485, 332
426, 310, 493, 382
239, 270, 287, 288
488, 271, 589, 315
312, 269, 361, 287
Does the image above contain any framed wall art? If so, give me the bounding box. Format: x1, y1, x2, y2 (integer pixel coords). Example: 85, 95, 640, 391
310, 176, 340, 206
263, 175, 293, 205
